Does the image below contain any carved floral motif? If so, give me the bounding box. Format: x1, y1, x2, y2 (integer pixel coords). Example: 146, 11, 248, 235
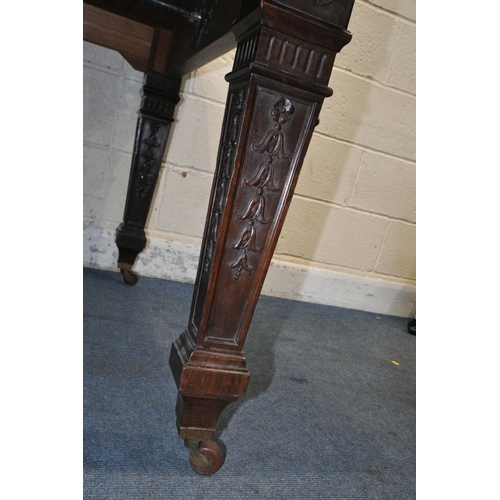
231, 97, 295, 280
136, 122, 161, 199
204, 89, 245, 273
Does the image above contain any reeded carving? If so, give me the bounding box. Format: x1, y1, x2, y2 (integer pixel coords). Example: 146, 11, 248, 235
230, 97, 295, 280
204, 89, 246, 272
141, 91, 178, 119
233, 30, 260, 71
144, 96, 167, 113
136, 122, 161, 199
264, 35, 330, 82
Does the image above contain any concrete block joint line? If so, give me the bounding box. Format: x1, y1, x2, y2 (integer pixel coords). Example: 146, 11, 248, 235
83, 0, 415, 315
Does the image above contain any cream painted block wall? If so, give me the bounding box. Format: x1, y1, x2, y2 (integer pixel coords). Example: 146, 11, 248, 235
83, 0, 416, 316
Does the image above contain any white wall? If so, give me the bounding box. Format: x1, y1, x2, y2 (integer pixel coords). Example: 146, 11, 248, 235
83, 0, 416, 317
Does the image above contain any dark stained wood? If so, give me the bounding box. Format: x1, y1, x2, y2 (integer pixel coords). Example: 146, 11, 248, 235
115, 74, 181, 284
168, 0, 354, 472
160, 0, 245, 77
273, 0, 354, 28
84, 0, 201, 30
83, 3, 155, 72
84, 0, 355, 474
84, 1, 262, 77
150, 28, 173, 74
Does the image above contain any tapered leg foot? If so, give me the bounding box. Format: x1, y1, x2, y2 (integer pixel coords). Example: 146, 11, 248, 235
186, 440, 223, 476
115, 223, 146, 285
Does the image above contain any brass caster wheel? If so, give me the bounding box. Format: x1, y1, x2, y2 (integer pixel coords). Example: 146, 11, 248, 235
120, 268, 139, 286
186, 440, 223, 476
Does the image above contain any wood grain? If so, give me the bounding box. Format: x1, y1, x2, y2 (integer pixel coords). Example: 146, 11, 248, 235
83, 3, 154, 72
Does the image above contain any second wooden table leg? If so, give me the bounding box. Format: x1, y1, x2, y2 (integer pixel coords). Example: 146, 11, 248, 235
115, 73, 181, 285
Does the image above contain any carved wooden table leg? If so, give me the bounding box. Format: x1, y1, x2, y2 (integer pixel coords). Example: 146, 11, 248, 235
115, 73, 181, 285
169, 0, 353, 474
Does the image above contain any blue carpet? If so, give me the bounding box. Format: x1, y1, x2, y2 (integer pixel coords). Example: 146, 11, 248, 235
84, 267, 415, 499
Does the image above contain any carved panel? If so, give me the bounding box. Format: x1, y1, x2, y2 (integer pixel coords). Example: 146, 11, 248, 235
233, 29, 260, 72
203, 88, 246, 274
136, 122, 162, 199
259, 29, 334, 84
190, 87, 247, 332
126, 116, 173, 226
202, 86, 317, 345
118, 75, 180, 249
230, 96, 295, 279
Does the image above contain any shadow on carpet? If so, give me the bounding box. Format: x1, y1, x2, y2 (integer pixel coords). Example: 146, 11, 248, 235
84, 267, 416, 499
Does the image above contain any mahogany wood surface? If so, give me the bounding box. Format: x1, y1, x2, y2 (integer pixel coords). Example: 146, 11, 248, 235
84, 0, 355, 474
83, 3, 155, 72
84, 0, 259, 76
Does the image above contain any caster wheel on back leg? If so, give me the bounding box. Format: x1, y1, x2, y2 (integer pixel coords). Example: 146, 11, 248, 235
186, 440, 223, 475
120, 268, 139, 286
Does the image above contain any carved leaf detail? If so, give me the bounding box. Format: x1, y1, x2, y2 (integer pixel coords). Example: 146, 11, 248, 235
136, 121, 162, 199
252, 97, 295, 159
231, 95, 295, 280
240, 195, 268, 224
230, 250, 252, 280
144, 135, 161, 147
142, 148, 156, 161
252, 129, 290, 159
271, 97, 295, 124
234, 224, 259, 252
245, 161, 279, 191
204, 89, 246, 273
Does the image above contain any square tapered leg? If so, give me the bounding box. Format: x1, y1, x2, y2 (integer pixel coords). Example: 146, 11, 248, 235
169, 0, 353, 475
115, 74, 181, 284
